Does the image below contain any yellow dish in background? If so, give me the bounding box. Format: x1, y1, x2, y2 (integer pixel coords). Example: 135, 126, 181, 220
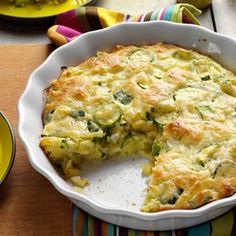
0, 0, 93, 18
0, 112, 15, 185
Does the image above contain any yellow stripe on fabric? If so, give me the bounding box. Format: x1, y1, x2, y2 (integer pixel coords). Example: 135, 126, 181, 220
130, 15, 140, 22
128, 229, 136, 236
147, 232, 154, 236
159, 232, 166, 236
97, 7, 125, 28
76, 209, 85, 236
170, 5, 180, 22
211, 210, 234, 236
88, 214, 94, 236
183, 8, 201, 25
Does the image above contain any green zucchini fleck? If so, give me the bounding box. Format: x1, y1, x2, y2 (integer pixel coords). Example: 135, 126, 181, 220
195, 105, 214, 119
201, 75, 211, 81
154, 119, 164, 133
152, 143, 161, 156
94, 104, 121, 128
213, 162, 236, 178
121, 133, 133, 148
113, 90, 133, 105
137, 82, 148, 89
87, 120, 100, 132
60, 139, 69, 149
203, 196, 213, 205
128, 49, 155, 64
145, 111, 163, 133
167, 187, 184, 205
44, 109, 55, 124
70, 110, 85, 118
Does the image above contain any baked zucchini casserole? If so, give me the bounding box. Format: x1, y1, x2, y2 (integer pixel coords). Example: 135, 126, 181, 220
40, 43, 236, 212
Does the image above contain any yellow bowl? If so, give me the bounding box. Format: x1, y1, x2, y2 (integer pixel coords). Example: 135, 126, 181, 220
0, 112, 15, 185
0, 0, 96, 18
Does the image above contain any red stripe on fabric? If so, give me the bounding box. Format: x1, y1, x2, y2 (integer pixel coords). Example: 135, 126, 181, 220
56, 10, 82, 31
182, 15, 193, 24
160, 8, 167, 20
176, 229, 186, 236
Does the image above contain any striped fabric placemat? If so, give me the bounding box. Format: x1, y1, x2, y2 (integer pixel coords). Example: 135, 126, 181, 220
72, 204, 236, 236
48, 4, 201, 46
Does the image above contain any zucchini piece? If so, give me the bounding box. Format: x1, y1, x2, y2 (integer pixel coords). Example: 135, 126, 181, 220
43, 109, 55, 124
128, 49, 155, 64
167, 187, 184, 205
214, 162, 236, 178
87, 120, 100, 132
152, 142, 161, 156
195, 105, 214, 120
94, 103, 121, 128
137, 82, 148, 89
70, 110, 85, 118
113, 90, 133, 105
201, 75, 211, 81
173, 49, 194, 60
121, 133, 133, 148
203, 196, 213, 205
153, 120, 164, 133
145, 111, 164, 133
60, 139, 69, 149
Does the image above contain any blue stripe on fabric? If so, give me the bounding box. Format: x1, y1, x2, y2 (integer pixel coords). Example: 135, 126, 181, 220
163, 5, 175, 21
186, 222, 211, 236
72, 206, 79, 236
150, 9, 159, 21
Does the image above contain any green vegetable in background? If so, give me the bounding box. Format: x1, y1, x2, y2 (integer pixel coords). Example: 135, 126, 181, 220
177, 0, 212, 9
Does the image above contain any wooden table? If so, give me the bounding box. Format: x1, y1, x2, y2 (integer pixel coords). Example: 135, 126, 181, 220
0, 1, 236, 235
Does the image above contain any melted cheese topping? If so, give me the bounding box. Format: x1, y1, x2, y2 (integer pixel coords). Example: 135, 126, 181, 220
40, 43, 236, 212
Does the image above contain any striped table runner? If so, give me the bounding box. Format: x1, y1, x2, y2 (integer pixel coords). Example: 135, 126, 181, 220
48, 4, 201, 46
72, 204, 236, 236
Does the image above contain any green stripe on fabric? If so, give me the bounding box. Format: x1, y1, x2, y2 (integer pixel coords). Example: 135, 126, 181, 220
72, 207, 79, 236
82, 212, 88, 236
159, 232, 171, 236
107, 223, 115, 236
186, 222, 211, 236
170, 5, 180, 22
163, 5, 175, 21
211, 210, 234, 236
150, 10, 159, 21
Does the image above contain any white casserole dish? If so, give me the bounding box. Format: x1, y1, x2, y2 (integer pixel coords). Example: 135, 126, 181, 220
18, 21, 236, 231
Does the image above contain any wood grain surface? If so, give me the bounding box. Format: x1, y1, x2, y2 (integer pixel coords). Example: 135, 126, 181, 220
213, 0, 236, 38
0, 45, 71, 236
